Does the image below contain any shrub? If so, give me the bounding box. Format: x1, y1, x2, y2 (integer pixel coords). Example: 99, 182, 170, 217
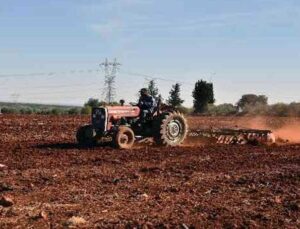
51, 108, 59, 115
1, 107, 18, 114
177, 106, 193, 115
209, 104, 238, 116
20, 108, 33, 114
81, 106, 92, 115
68, 108, 81, 115
241, 103, 269, 116
288, 103, 300, 116
268, 103, 290, 117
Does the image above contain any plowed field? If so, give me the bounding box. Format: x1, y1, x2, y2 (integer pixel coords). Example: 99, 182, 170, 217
0, 115, 299, 228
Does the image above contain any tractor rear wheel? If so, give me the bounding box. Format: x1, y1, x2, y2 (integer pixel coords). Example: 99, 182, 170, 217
154, 112, 188, 147
76, 125, 96, 146
113, 126, 135, 149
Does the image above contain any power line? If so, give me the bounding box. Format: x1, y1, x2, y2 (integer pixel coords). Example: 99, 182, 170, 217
0, 69, 100, 78
0, 82, 100, 90
0, 92, 100, 102
0, 67, 197, 102
0, 66, 197, 105
10, 93, 20, 103
0, 68, 195, 87
0, 68, 195, 86
120, 70, 194, 86
15, 88, 97, 96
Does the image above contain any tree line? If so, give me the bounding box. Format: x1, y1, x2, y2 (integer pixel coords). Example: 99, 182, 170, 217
81, 80, 300, 117
1, 79, 300, 117
0, 102, 82, 115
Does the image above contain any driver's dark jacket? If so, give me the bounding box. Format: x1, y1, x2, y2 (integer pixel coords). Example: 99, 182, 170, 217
138, 95, 156, 113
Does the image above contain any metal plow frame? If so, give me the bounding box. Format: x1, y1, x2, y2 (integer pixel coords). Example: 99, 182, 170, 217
188, 128, 276, 145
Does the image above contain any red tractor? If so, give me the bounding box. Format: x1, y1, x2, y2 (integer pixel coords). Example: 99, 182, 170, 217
76, 103, 188, 149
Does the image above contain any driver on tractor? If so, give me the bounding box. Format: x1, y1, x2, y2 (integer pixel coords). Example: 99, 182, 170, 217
138, 88, 156, 120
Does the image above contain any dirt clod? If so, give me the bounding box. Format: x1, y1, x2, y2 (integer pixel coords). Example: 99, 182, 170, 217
39, 211, 48, 221
0, 183, 13, 192
65, 216, 87, 227
0, 164, 7, 169
0, 196, 14, 207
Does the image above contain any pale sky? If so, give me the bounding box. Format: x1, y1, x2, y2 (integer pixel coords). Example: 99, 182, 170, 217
0, 0, 300, 106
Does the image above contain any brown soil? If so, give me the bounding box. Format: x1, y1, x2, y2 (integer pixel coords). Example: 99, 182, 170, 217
0, 115, 299, 228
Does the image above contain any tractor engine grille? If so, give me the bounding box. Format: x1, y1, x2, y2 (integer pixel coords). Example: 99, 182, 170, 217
92, 107, 108, 132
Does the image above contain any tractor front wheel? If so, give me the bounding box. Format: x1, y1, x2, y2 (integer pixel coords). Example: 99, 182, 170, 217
76, 125, 96, 146
113, 126, 135, 149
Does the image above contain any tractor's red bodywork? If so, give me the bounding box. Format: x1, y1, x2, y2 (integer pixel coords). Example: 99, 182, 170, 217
77, 104, 188, 149
106, 106, 140, 120
92, 106, 140, 132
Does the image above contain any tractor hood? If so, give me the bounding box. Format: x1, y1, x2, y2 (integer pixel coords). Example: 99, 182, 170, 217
106, 106, 140, 119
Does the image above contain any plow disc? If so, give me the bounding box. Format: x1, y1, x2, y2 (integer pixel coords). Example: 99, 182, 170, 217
188, 128, 276, 145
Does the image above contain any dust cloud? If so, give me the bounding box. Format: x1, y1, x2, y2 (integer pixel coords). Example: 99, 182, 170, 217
245, 117, 300, 143
273, 125, 300, 143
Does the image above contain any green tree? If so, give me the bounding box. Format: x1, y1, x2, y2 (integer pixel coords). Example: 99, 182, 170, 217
82, 98, 108, 115
84, 98, 101, 108
237, 94, 268, 112
167, 83, 184, 107
148, 80, 159, 100
192, 80, 215, 113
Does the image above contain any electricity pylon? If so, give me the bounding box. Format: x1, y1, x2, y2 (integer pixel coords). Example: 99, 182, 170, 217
100, 58, 121, 104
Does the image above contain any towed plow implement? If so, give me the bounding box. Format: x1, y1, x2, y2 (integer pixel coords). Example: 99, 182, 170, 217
188, 128, 276, 145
